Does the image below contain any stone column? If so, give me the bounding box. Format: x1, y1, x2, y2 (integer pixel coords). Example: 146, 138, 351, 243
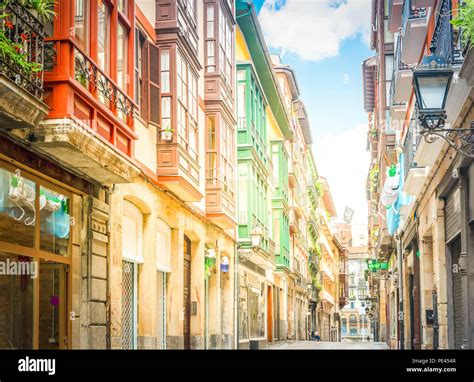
87, 196, 109, 349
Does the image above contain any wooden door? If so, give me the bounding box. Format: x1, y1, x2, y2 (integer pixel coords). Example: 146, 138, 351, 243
183, 236, 191, 349
267, 285, 273, 343
38, 262, 68, 349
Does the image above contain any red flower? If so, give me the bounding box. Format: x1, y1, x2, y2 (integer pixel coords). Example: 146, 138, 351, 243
21, 33, 28, 41
5, 20, 14, 30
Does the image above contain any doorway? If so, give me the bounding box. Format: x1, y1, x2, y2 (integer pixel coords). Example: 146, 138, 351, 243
0, 252, 68, 349
183, 235, 191, 349
267, 285, 273, 343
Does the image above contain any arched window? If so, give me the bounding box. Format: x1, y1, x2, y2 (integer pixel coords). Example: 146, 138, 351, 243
349, 314, 357, 324
121, 200, 143, 349
122, 200, 143, 263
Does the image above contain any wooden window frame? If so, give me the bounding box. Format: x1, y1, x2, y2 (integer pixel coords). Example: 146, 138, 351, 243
0, 158, 74, 350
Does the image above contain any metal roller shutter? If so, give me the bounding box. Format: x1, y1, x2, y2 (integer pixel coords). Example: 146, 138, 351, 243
451, 238, 464, 349
445, 186, 461, 243
122, 261, 135, 349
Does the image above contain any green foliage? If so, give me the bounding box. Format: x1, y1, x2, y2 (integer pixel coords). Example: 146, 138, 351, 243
0, 29, 42, 73
2, 0, 56, 21
451, 0, 474, 47
0, 1, 56, 78
315, 180, 324, 197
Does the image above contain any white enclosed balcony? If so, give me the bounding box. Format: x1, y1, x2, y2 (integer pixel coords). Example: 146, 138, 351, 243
391, 34, 413, 105
389, 0, 404, 32
401, 3, 431, 64
413, 136, 445, 168
403, 166, 429, 196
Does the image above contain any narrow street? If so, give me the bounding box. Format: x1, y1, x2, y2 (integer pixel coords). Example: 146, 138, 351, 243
268, 341, 390, 350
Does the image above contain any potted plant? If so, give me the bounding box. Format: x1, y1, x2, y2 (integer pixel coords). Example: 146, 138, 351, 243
451, 0, 474, 52
161, 127, 174, 141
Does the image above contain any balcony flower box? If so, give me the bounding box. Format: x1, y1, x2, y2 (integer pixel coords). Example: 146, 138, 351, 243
160, 129, 173, 141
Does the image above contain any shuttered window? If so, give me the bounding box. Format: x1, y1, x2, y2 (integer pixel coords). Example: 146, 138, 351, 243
149, 44, 160, 125
134, 28, 159, 125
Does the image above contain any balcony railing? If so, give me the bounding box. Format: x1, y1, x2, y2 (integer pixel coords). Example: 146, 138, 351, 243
402, 0, 427, 32
74, 48, 134, 120
431, 0, 464, 65
0, 0, 45, 99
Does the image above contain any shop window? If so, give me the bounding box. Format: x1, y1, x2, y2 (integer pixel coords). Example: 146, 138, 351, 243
0, 252, 34, 349
0, 168, 36, 248
0, 161, 71, 349
39, 186, 70, 257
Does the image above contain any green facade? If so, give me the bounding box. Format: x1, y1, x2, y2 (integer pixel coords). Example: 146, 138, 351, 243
272, 141, 290, 269
237, 64, 270, 253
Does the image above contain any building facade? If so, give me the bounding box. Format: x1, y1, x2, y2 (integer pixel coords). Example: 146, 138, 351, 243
340, 247, 372, 342
0, 0, 342, 350
364, 0, 474, 349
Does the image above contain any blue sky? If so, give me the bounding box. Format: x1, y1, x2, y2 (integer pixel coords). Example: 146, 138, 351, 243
253, 0, 372, 224
253, 0, 371, 137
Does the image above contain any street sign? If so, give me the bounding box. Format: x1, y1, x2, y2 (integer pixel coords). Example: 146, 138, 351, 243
366, 259, 388, 272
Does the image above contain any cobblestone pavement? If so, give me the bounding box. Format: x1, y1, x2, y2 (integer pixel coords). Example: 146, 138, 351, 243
267, 340, 390, 350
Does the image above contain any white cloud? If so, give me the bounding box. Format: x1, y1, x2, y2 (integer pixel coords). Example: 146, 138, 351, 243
258, 0, 371, 62
313, 124, 369, 224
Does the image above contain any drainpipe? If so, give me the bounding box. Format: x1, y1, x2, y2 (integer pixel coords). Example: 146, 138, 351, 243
105, 186, 112, 350
234, 244, 240, 349
396, 233, 404, 350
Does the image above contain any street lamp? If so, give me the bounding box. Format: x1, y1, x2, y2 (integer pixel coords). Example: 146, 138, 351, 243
412, 48, 474, 157
239, 226, 264, 262
250, 225, 263, 250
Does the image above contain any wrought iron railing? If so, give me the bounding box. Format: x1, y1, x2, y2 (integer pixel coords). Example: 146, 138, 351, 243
74, 48, 134, 118
402, 0, 427, 33
431, 0, 464, 65
0, 0, 45, 98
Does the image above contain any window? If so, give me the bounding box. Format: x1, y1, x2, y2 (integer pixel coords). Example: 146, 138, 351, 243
206, 5, 216, 73
176, 50, 198, 160
118, 0, 128, 16
97, 0, 111, 73
206, 116, 217, 185
161, 50, 170, 93
358, 288, 366, 300
385, 54, 394, 108
384, 19, 393, 44
185, 0, 196, 23
117, 23, 128, 91
220, 117, 234, 195
160, 49, 172, 134
121, 201, 143, 349
219, 7, 233, 85
75, 0, 89, 53
135, 30, 147, 119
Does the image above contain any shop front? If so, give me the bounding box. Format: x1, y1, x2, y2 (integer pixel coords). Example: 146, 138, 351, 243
238, 266, 266, 349
0, 158, 75, 349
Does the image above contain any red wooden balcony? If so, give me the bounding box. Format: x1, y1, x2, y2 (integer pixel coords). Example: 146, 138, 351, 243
24, 0, 140, 184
